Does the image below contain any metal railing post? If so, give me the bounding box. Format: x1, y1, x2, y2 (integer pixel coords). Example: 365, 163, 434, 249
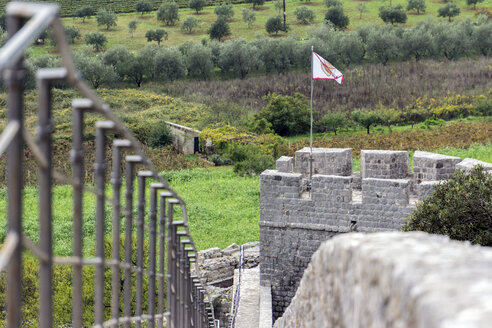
149, 183, 166, 328
5, 12, 24, 328
37, 68, 67, 328
136, 171, 153, 327
71, 99, 94, 328
159, 192, 173, 328
123, 155, 143, 328
111, 139, 132, 327
94, 121, 115, 326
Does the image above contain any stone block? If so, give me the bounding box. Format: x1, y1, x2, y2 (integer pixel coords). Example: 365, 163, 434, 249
413, 151, 461, 183
456, 158, 492, 173
362, 178, 410, 206
360, 150, 410, 179
294, 148, 352, 177
276, 156, 294, 173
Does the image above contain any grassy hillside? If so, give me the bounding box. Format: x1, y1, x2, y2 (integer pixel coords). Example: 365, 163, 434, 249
24, 0, 491, 54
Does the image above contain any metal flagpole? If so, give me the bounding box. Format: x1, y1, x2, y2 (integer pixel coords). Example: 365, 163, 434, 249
309, 46, 314, 190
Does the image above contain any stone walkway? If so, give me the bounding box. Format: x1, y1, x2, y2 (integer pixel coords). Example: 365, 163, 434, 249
234, 267, 260, 328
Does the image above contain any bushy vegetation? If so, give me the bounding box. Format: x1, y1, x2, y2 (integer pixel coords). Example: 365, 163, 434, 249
403, 166, 492, 246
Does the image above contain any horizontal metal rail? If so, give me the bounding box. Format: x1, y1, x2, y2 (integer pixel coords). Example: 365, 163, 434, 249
0, 2, 216, 328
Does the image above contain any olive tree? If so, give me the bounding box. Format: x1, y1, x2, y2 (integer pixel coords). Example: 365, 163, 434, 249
265, 16, 284, 35
242, 8, 256, 28
157, 2, 180, 26
181, 16, 200, 34
218, 40, 261, 78
214, 4, 235, 21
128, 20, 138, 38
135, 0, 152, 16
438, 3, 460, 21
407, 0, 426, 14
189, 0, 206, 14
294, 7, 315, 24
208, 18, 231, 41
154, 47, 187, 81
84, 31, 107, 51
325, 7, 349, 30
379, 5, 407, 25
96, 9, 117, 30
145, 29, 168, 45
75, 6, 94, 23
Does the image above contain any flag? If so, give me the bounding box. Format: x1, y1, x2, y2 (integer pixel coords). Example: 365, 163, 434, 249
312, 51, 343, 84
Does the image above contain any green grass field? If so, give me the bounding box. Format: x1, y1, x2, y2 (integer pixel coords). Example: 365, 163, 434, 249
29, 0, 491, 54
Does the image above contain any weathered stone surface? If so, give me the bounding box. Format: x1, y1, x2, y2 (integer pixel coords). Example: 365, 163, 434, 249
414, 151, 462, 183
274, 232, 492, 328
361, 150, 411, 179
196, 242, 260, 285
276, 156, 293, 173
456, 158, 492, 172
295, 148, 352, 177
260, 148, 491, 320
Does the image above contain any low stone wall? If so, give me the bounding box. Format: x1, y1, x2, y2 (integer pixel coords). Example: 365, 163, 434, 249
274, 232, 492, 328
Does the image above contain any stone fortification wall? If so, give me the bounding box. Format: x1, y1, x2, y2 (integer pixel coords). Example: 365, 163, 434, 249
274, 232, 492, 328
260, 147, 490, 321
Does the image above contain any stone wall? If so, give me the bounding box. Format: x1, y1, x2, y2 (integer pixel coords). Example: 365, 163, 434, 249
274, 232, 492, 328
260, 148, 490, 321
165, 121, 199, 155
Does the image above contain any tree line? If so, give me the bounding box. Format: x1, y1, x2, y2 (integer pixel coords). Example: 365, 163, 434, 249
16, 18, 492, 89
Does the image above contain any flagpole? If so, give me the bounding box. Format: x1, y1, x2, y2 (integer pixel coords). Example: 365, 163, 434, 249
309, 45, 314, 191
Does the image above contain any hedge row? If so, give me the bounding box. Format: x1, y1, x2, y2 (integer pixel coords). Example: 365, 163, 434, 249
0, 0, 267, 17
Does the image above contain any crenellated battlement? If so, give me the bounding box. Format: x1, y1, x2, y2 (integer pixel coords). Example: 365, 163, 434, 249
260, 147, 491, 320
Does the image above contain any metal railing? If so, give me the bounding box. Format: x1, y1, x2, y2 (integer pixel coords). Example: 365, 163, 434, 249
0, 2, 216, 327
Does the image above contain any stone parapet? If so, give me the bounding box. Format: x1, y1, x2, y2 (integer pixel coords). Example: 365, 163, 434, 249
413, 150, 462, 183
294, 147, 352, 178
361, 150, 411, 179
274, 232, 492, 328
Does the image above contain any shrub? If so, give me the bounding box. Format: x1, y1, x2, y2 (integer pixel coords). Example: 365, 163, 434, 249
325, 7, 349, 30
147, 122, 174, 148
366, 27, 401, 65
84, 31, 107, 51
181, 16, 200, 34
214, 4, 235, 21
255, 93, 310, 136
96, 9, 117, 30
157, 2, 180, 26
472, 22, 492, 56
266, 16, 284, 35
242, 8, 256, 28
154, 47, 187, 81
295, 7, 315, 24
379, 5, 407, 25
145, 29, 168, 45
189, 0, 206, 14
231, 144, 275, 176
135, 0, 153, 16
403, 166, 492, 246
208, 18, 231, 41
407, 0, 426, 14
357, 3, 368, 19
438, 3, 460, 22
209, 154, 232, 166
75, 6, 94, 23
128, 20, 138, 38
